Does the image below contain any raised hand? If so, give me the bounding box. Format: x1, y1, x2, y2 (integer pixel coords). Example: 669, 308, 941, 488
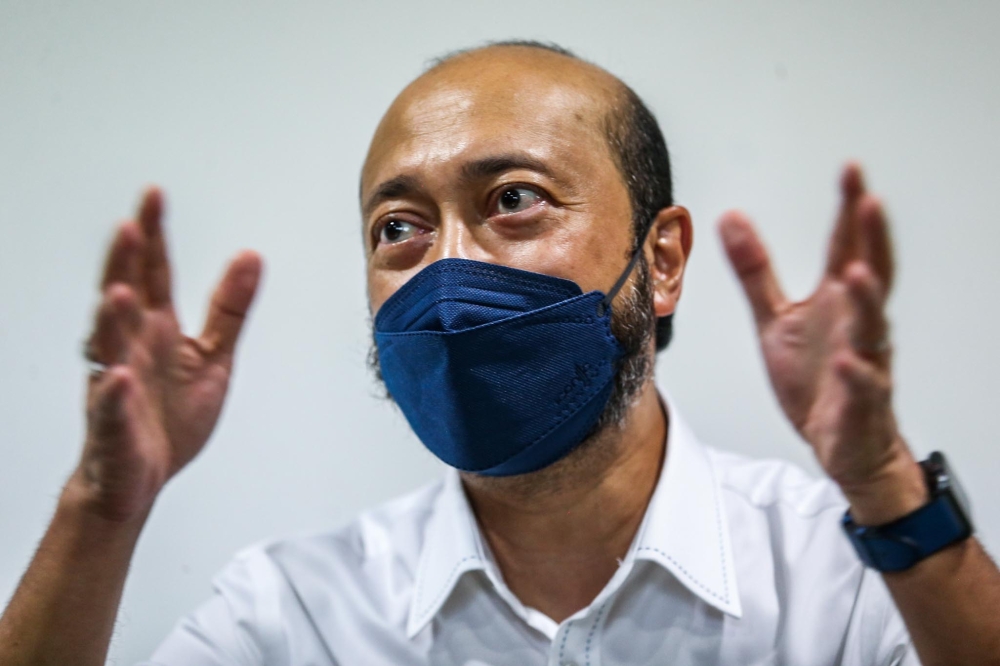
719, 164, 926, 523
72, 188, 262, 522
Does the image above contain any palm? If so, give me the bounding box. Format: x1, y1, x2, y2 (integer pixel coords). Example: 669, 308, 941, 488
81, 189, 261, 519
720, 165, 898, 488
137, 311, 229, 474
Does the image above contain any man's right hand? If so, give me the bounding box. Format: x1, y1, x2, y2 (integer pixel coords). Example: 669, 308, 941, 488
0, 187, 262, 666
70, 187, 262, 522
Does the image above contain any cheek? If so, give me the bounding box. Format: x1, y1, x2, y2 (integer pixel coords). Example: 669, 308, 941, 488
367, 269, 412, 316
581, 238, 631, 292
557, 211, 634, 294
507, 219, 632, 295
367, 237, 439, 314
567, 179, 637, 291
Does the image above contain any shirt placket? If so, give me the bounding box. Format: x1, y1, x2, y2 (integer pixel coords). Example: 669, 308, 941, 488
548, 601, 610, 666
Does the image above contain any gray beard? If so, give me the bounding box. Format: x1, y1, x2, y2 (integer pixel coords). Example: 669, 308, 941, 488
366, 252, 657, 473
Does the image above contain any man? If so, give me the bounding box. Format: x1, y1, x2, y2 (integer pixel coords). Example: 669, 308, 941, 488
1, 40, 998, 665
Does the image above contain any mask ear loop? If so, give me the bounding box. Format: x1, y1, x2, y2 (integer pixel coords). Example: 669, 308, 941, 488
597, 221, 653, 318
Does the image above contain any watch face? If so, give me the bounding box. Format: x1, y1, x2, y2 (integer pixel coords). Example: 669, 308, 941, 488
930, 451, 973, 521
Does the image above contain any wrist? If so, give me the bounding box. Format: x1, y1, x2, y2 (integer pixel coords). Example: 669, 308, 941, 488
839, 445, 929, 526
59, 469, 154, 535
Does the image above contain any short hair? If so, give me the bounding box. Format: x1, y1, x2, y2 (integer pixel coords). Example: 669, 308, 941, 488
431, 40, 676, 351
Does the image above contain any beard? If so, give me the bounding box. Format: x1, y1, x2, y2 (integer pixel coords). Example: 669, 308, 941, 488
367, 252, 657, 467
589, 251, 656, 432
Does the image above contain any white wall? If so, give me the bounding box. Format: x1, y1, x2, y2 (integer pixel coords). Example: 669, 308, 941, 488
1, 1, 998, 662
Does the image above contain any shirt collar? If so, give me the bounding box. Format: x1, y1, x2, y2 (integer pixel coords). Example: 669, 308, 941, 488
631, 394, 743, 618
406, 469, 486, 638
406, 392, 742, 638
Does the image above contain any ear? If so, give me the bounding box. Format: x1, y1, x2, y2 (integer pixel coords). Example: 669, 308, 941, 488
646, 206, 693, 318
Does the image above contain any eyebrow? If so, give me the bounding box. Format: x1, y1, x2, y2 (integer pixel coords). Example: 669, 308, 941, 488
459, 153, 559, 184
361, 152, 564, 221
361, 174, 421, 221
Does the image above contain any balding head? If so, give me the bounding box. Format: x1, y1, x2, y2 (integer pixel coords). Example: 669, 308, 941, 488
363, 44, 624, 218
364, 43, 623, 183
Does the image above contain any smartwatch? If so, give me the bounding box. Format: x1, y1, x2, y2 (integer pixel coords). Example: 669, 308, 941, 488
842, 451, 974, 572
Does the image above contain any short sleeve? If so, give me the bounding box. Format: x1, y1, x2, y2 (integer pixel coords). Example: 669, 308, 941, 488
841, 568, 921, 666
136, 547, 288, 666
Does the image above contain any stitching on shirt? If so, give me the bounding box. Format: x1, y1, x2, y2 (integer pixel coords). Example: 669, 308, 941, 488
635, 547, 727, 602
585, 602, 609, 666
635, 460, 731, 606
708, 455, 731, 603
558, 619, 572, 662
416, 555, 479, 622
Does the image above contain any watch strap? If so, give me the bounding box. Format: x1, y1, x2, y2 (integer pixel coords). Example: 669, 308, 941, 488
842, 492, 972, 572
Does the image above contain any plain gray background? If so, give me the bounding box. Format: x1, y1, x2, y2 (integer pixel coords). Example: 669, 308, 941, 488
2, 1, 998, 662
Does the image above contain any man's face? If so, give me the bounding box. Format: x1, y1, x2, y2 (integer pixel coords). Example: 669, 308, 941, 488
360, 47, 637, 315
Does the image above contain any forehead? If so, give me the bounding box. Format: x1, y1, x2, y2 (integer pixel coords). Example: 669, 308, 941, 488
361, 48, 620, 196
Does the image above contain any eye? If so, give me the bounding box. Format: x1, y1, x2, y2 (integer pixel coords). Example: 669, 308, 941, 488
493, 187, 542, 215
379, 219, 418, 245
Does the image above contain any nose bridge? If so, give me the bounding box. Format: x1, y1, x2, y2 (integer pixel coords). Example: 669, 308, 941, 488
432, 205, 477, 261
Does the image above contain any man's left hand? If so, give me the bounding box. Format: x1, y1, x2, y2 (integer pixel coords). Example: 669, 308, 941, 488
718, 163, 928, 525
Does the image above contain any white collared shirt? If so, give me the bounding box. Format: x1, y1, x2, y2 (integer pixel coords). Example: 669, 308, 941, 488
142, 402, 918, 665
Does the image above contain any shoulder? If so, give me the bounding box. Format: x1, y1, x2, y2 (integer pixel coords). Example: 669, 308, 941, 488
705, 448, 915, 662
219, 478, 444, 611
266, 477, 442, 565
708, 446, 847, 518
706, 446, 859, 575
149, 481, 445, 663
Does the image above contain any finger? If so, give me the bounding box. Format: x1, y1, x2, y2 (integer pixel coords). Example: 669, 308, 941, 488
833, 350, 892, 407
136, 187, 173, 308
825, 162, 867, 278
857, 194, 895, 294
718, 210, 788, 328
86, 284, 143, 369
198, 250, 263, 358
99, 221, 144, 291
832, 350, 895, 456
845, 261, 891, 367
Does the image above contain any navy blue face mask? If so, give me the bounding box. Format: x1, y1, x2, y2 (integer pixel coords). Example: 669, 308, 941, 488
373, 249, 643, 477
